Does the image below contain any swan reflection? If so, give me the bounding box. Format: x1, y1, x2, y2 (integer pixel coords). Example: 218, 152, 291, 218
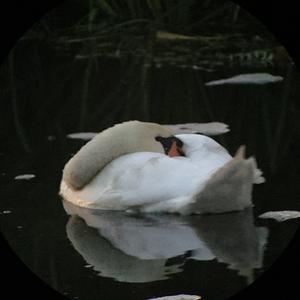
63, 201, 268, 283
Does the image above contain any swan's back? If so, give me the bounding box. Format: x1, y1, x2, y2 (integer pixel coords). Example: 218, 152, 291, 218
178, 134, 232, 168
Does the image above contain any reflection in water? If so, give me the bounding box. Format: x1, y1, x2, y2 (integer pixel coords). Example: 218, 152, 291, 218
64, 201, 268, 284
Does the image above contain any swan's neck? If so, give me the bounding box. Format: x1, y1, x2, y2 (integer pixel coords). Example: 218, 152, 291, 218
62, 121, 171, 190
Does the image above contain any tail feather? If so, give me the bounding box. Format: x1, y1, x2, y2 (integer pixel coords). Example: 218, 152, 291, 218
250, 157, 265, 184
234, 145, 246, 159
187, 145, 263, 214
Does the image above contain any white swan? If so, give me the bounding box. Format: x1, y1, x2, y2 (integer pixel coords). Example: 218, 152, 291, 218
60, 120, 264, 214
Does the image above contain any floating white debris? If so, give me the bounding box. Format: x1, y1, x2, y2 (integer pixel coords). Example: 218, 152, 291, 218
259, 210, 300, 222
205, 73, 284, 86
84, 264, 93, 268
148, 295, 201, 300
14, 174, 35, 180
67, 132, 97, 141
165, 122, 230, 136
2, 210, 12, 214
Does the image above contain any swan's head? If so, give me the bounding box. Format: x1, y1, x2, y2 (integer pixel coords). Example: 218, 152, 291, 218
130, 121, 184, 157
155, 135, 184, 157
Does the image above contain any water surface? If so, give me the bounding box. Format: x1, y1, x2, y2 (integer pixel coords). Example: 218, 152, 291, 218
1, 1, 300, 300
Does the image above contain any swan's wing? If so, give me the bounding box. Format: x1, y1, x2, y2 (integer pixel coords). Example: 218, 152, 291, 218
250, 157, 265, 184
186, 146, 264, 214
61, 153, 202, 210
90, 153, 203, 208
254, 168, 265, 184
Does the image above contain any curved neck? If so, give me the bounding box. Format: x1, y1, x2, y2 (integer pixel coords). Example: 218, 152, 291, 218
62, 121, 171, 190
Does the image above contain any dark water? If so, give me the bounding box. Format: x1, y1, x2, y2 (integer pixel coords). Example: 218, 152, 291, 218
1, 2, 300, 300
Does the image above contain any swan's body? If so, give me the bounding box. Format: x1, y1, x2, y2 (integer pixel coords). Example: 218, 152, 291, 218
60, 121, 264, 214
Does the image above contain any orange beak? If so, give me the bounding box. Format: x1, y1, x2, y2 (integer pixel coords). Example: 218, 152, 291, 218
167, 141, 184, 157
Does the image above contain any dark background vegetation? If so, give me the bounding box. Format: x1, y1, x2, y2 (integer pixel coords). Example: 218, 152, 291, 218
0, 0, 297, 156
0, 1, 300, 300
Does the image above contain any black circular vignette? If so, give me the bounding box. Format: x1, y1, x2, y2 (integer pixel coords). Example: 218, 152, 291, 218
232, 1, 300, 299
0, 233, 66, 299
0, 1, 299, 300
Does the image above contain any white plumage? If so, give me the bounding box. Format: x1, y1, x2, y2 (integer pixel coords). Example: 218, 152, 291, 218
60, 121, 264, 214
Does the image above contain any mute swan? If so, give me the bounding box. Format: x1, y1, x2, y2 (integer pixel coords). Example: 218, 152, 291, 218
60, 121, 264, 214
